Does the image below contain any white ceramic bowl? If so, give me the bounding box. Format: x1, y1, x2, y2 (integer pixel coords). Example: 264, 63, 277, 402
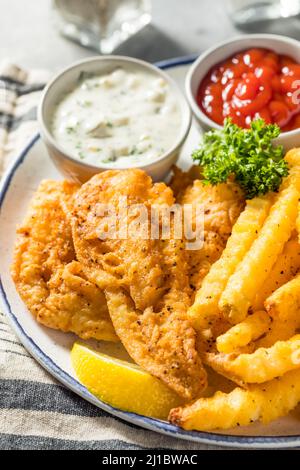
38, 56, 191, 183
186, 34, 300, 150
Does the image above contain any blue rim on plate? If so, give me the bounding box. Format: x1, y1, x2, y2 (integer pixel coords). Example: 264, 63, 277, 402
0, 56, 300, 449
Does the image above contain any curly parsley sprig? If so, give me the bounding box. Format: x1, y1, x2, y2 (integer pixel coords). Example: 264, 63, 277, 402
192, 118, 289, 199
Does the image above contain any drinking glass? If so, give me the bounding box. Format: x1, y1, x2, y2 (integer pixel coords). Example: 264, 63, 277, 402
226, 0, 300, 26
53, 0, 152, 54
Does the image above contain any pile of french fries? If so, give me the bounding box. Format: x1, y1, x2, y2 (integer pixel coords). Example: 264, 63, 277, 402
169, 148, 300, 431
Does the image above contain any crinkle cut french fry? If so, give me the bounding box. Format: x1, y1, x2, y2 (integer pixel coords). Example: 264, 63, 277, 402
196, 317, 231, 355
169, 368, 300, 431
219, 183, 299, 324
253, 237, 300, 311
258, 317, 297, 348
265, 272, 300, 324
207, 335, 300, 385
282, 148, 300, 190
259, 254, 300, 347
283, 149, 300, 242
216, 311, 271, 354
187, 196, 273, 331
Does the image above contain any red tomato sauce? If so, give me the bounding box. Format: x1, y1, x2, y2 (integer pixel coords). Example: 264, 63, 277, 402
197, 48, 300, 132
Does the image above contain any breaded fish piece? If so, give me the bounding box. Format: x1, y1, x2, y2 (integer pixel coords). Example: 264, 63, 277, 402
177, 178, 245, 296
172, 176, 245, 354
169, 165, 203, 199
71, 169, 206, 399
11, 180, 118, 342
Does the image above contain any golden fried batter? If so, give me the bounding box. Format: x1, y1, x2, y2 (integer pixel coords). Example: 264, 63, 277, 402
169, 165, 202, 199
177, 178, 245, 296
11, 180, 118, 342
71, 169, 206, 399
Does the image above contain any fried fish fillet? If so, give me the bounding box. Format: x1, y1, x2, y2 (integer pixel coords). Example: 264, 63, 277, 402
71, 169, 206, 399
177, 177, 245, 296
11, 180, 118, 342
171, 174, 245, 355
169, 165, 203, 199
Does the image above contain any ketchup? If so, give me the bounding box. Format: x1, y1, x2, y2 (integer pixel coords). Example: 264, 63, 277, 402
197, 48, 300, 132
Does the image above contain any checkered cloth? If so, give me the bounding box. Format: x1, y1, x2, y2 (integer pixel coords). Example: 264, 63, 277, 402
0, 62, 226, 451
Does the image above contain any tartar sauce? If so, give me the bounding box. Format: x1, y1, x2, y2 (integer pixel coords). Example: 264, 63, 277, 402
51, 66, 181, 167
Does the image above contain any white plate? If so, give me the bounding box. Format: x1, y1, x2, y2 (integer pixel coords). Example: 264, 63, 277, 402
1, 57, 300, 448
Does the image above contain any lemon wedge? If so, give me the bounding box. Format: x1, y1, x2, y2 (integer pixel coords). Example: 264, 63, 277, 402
71, 342, 185, 419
